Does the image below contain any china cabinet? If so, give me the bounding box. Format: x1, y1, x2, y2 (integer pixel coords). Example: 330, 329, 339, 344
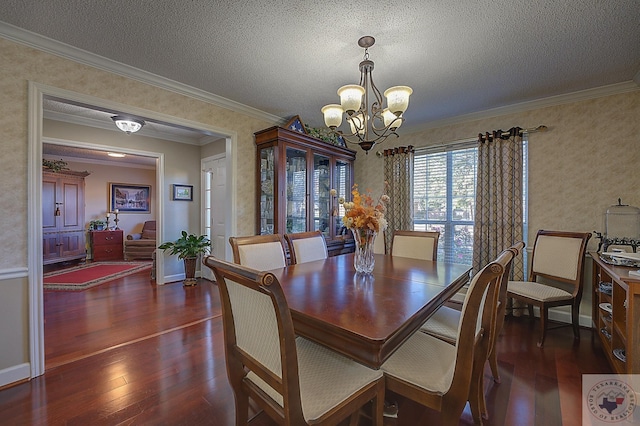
42, 169, 89, 264
591, 252, 640, 373
254, 125, 357, 256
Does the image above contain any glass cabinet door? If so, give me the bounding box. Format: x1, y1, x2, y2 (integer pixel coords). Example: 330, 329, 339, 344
333, 159, 352, 237
259, 147, 275, 234
286, 147, 307, 234
312, 154, 331, 237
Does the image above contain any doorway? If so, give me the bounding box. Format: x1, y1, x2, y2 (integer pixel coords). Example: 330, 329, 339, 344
29, 82, 237, 378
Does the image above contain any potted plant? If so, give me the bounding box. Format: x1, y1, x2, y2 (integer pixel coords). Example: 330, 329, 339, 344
158, 231, 211, 286
89, 219, 107, 231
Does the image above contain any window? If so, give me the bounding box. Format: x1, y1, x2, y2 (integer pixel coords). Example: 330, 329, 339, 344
413, 139, 528, 265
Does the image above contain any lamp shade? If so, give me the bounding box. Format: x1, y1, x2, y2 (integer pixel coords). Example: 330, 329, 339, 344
384, 86, 413, 115
321, 104, 344, 128
382, 108, 402, 130
337, 85, 365, 114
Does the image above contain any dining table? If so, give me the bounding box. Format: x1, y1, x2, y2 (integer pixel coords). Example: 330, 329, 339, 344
269, 253, 472, 369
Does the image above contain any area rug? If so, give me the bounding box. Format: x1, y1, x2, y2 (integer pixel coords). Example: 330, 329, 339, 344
44, 261, 152, 291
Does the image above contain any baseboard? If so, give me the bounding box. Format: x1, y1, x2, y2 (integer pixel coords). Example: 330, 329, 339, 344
160, 270, 207, 285
518, 306, 592, 328
0, 363, 30, 389
161, 273, 185, 284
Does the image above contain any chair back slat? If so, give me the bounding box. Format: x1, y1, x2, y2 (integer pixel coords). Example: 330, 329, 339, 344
229, 234, 288, 270
391, 230, 440, 261
532, 235, 584, 281
285, 231, 328, 264
226, 279, 282, 377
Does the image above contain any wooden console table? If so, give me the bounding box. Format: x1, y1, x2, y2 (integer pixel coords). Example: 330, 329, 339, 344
91, 230, 124, 262
591, 252, 640, 373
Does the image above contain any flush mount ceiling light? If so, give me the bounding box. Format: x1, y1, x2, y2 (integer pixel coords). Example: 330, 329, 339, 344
322, 36, 412, 153
111, 115, 145, 134
107, 152, 126, 158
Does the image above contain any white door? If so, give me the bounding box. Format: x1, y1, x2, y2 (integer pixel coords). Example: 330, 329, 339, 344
202, 155, 227, 281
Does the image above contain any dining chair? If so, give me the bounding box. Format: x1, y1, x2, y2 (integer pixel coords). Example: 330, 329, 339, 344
229, 234, 288, 270
202, 255, 385, 426
380, 250, 510, 426
390, 230, 440, 261
507, 230, 591, 348
373, 231, 386, 255
419, 242, 523, 422
284, 231, 328, 264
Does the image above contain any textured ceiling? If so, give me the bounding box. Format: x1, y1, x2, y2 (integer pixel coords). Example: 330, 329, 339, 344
1, 0, 639, 136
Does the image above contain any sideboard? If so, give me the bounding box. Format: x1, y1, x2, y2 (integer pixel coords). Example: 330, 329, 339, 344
591, 252, 640, 373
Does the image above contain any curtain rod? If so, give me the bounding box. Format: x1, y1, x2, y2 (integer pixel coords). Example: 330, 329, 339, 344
379, 124, 548, 156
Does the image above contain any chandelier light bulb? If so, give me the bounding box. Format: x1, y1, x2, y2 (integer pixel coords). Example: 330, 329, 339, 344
321, 104, 344, 129
337, 85, 365, 114
384, 86, 413, 115
382, 109, 402, 130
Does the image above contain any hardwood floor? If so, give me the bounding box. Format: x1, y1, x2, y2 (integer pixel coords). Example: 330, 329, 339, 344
0, 269, 611, 425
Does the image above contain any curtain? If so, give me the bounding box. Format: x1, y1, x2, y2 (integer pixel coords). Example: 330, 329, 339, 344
473, 128, 525, 280
383, 146, 414, 253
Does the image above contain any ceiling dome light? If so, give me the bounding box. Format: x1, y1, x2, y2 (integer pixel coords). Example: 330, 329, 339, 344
107, 152, 126, 158
111, 116, 145, 134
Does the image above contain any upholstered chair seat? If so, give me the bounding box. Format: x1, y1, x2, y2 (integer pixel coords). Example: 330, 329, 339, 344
246, 337, 382, 422
506, 281, 573, 302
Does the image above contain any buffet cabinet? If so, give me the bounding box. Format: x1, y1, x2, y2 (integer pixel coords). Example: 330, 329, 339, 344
91, 230, 124, 261
254, 125, 357, 256
591, 252, 640, 373
42, 169, 90, 265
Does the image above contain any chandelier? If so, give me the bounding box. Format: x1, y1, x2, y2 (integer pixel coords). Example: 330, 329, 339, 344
322, 36, 412, 153
111, 115, 145, 134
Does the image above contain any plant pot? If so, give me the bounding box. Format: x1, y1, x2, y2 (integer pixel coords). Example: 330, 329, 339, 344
183, 257, 198, 286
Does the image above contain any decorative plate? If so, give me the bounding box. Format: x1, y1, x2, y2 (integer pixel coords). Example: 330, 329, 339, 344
599, 303, 612, 314
613, 348, 626, 363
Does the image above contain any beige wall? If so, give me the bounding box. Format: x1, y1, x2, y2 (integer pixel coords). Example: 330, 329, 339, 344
0, 36, 275, 377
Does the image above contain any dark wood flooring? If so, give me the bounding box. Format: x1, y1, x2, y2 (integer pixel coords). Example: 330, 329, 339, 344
0, 267, 611, 425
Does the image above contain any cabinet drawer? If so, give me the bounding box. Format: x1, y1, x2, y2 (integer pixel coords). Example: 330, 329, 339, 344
92, 230, 123, 246
93, 245, 123, 261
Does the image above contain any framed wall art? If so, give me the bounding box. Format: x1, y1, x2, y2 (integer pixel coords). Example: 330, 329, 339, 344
109, 183, 151, 213
172, 184, 193, 201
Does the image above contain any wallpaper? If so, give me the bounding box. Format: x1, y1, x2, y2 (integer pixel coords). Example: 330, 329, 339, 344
356, 90, 640, 253
0, 37, 272, 269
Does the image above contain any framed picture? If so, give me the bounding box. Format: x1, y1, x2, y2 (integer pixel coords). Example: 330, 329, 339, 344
109, 183, 151, 213
173, 184, 193, 201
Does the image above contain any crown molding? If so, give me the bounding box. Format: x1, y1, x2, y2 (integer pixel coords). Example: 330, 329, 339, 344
405, 81, 640, 135
0, 22, 284, 125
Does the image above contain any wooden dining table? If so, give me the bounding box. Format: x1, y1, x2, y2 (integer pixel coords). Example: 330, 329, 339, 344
269, 253, 472, 369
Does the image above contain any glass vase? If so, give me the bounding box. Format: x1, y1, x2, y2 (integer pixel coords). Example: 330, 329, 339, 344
351, 228, 377, 274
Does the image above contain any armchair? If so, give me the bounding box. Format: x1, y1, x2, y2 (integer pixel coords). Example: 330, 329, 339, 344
124, 220, 156, 260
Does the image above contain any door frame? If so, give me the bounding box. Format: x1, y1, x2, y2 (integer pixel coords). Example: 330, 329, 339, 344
28, 81, 238, 378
